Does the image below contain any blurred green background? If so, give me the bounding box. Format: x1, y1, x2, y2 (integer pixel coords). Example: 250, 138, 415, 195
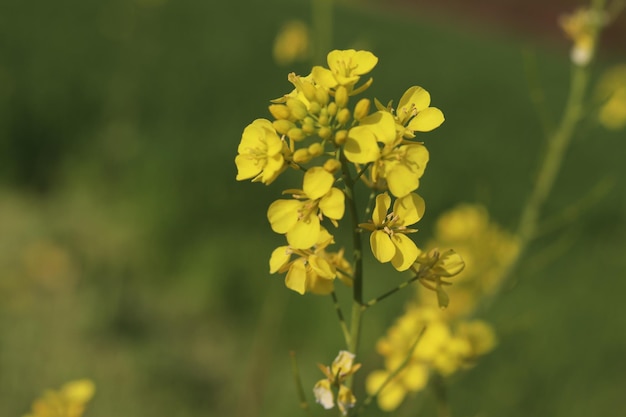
1, 0, 625, 416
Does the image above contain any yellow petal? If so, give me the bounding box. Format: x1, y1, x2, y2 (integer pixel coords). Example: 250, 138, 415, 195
402, 363, 429, 391
394, 193, 425, 226
370, 230, 395, 263
308, 255, 335, 279
344, 126, 380, 164
319, 188, 345, 220
359, 111, 397, 146
61, 379, 95, 403
286, 216, 320, 249
386, 164, 419, 198
327, 49, 378, 76
398, 86, 431, 113
303, 167, 334, 200
372, 193, 391, 225
269, 246, 291, 273
337, 385, 356, 415
267, 200, 301, 234
390, 234, 419, 271
285, 258, 307, 294
235, 154, 262, 181
312, 65, 338, 89
313, 379, 335, 409
306, 272, 335, 295
407, 107, 445, 132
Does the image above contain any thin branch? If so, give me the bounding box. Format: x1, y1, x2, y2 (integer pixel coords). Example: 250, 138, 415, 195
331, 291, 351, 348
290, 351, 314, 417
362, 273, 423, 309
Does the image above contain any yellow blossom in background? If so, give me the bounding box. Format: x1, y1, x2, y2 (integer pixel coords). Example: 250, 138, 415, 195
24, 379, 95, 417
417, 203, 519, 319
366, 306, 495, 411
314, 350, 361, 415
360, 193, 425, 271
595, 64, 626, 130
559, 7, 606, 66
273, 20, 310, 66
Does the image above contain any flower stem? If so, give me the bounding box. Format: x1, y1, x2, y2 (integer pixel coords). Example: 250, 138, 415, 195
362, 273, 423, 309
331, 291, 352, 348
290, 351, 313, 417
340, 150, 364, 383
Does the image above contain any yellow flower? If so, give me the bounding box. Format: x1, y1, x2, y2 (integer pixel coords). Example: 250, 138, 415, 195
559, 7, 606, 66
345, 111, 430, 197
235, 119, 288, 184
269, 228, 352, 295
267, 167, 345, 249
314, 350, 361, 415
395, 86, 445, 138
596, 65, 626, 130
272, 20, 310, 66
360, 193, 424, 271
312, 49, 378, 90
24, 379, 95, 417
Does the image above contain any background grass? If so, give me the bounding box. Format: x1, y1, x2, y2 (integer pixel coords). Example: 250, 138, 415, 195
1, 0, 625, 416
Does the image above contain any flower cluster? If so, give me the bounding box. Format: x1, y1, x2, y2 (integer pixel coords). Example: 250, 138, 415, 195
366, 204, 519, 411
24, 379, 95, 417
235, 49, 445, 294
559, 7, 606, 66
366, 306, 496, 412
314, 350, 362, 415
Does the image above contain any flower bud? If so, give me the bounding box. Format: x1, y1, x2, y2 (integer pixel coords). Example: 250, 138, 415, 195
301, 81, 317, 102
334, 129, 348, 145
293, 148, 311, 163
273, 119, 296, 135
336, 108, 351, 125
287, 98, 308, 120
323, 159, 341, 173
309, 101, 321, 115
308, 142, 324, 157
288, 127, 306, 141
335, 85, 349, 108
268, 104, 290, 120
315, 88, 329, 106
318, 126, 332, 140
353, 98, 371, 120
327, 102, 338, 117
318, 114, 329, 126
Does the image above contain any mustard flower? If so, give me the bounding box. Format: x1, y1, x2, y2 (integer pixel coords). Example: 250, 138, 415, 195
360, 192, 424, 271
269, 228, 352, 295
267, 167, 345, 249
596, 65, 626, 130
24, 379, 95, 417
347, 110, 430, 197
312, 49, 378, 90
314, 350, 361, 415
235, 118, 288, 184
272, 20, 310, 66
395, 86, 445, 138
559, 7, 606, 66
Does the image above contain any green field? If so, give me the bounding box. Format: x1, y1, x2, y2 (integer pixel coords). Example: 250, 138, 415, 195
1, 1, 625, 416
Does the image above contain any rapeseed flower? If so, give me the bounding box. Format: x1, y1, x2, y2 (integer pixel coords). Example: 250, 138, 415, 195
360, 192, 424, 271
269, 228, 352, 295
314, 350, 361, 415
273, 20, 310, 66
312, 49, 378, 90
235, 118, 289, 184
596, 65, 626, 130
24, 379, 95, 417
267, 167, 344, 249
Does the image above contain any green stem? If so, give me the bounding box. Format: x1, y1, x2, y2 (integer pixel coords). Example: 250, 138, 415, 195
340, 150, 364, 385
331, 291, 352, 348
290, 351, 313, 417
362, 273, 423, 309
